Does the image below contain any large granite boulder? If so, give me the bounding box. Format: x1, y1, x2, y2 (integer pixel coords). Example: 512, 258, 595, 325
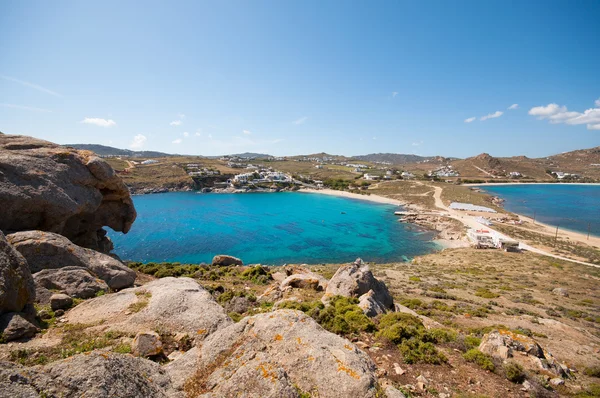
322, 258, 394, 316
0, 312, 38, 341
8, 231, 135, 290
167, 310, 378, 397
281, 264, 328, 291
34, 266, 109, 303
0, 133, 136, 253
0, 231, 35, 314
0, 352, 182, 398
65, 277, 232, 339
212, 254, 243, 266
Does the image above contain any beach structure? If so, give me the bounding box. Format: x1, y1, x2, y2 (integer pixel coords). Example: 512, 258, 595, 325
141, 159, 158, 165
467, 228, 519, 251
449, 202, 497, 213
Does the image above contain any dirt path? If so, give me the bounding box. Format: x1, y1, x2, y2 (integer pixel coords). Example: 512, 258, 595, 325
424, 183, 600, 268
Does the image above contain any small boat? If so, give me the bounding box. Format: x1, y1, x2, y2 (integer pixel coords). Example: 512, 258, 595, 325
341, 211, 346, 214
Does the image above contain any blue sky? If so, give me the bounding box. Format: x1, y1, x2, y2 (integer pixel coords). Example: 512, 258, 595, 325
1, 1, 599, 157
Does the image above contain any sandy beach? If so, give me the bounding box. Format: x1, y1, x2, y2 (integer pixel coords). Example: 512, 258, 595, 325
299, 188, 405, 206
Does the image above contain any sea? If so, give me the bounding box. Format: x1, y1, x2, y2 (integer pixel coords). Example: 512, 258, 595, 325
480, 184, 600, 237
108, 191, 439, 264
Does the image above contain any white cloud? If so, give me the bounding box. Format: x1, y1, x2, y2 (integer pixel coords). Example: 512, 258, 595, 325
183, 132, 189, 137
529, 99, 600, 130
81, 117, 116, 127
170, 120, 182, 126
293, 116, 308, 125
528, 103, 565, 117
129, 134, 147, 150
412, 141, 423, 146
172, 138, 182, 144
1, 75, 62, 97
392, 92, 398, 98
0, 103, 52, 112
177, 113, 186, 119
480, 111, 503, 121
243, 130, 252, 135
464, 117, 476, 123
508, 104, 518, 110
208, 134, 213, 138
195, 132, 202, 136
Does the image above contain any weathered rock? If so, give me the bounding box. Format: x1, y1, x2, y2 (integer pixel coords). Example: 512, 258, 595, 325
0, 133, 136, 253
552, 287, 569, 297
132, 331, 163, 357
323, 258, 393, 314
212, 254, 243, 266
34, 266, 108, 302
167, 310, 378, 397
359, 290, 387, 317
479, 330, 512, 359
0, 312, 38, 341
50, 293, 73, 311
0, 231, 35, 314
281, 273, 322, 291
31, 352, 179, 398
549, 377, 565, 386
0, 361, 49, 398
65, 277, 232, 339
8, 231, 135, 289
385, 385, 407, 398
224, 295, 253, 314
282, 265, 328, 290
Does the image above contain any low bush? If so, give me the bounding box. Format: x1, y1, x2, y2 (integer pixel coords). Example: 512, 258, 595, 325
240, 266, 273, 285
399, 338, 447, 364
504, 361, 525, 383
584, 366, 600, 378
463, 349, 495, 371
279, 296, 374, 335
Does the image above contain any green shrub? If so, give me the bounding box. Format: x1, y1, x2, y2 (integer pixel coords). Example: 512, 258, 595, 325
463, 335, 481, 350
584, 366, 600, 378
575, 384, 600, 398
475, 288, 499, 299
399, 338, 447, 364
280, 296, 374, 336
504, 362, 525, 383
240, 266, 273, 285
463, 349, 495, 371
228, 312, 243, 322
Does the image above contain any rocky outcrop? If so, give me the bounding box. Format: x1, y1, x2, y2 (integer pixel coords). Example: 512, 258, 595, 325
0, 231, 35, 314
212, 254, 243, 266
34, 266, 109, 303
323, 258, 394, 316
0, 352, 181, 398
479, 330, 570, 377
50, 293, 73, 311
0, 133, 136, 253
167, 310, 378, 397
281, 264, 328, 291
0, 312, 38, 341
8, 231, 135, 290
132, 331, 163, 357
65, 277, 232, 339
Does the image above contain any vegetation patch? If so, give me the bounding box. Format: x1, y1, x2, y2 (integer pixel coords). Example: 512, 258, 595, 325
240, 266, 273, 285
503, 361, 525, 383
474, 288, 499, 299
463, 349, 495, 371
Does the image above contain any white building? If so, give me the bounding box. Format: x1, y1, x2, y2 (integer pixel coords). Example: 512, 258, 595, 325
141, 159, 158, 165
363, 173, 380, 181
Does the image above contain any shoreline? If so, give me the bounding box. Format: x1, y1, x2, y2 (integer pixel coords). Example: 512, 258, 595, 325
466, 182, 600, 186
298, 188, 405, 206
507, 211, 600, 246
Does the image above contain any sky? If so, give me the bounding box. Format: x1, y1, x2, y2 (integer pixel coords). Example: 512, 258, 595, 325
1, 1, 599, 158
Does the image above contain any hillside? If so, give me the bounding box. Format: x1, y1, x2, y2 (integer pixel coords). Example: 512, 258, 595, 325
351, 153, 437, 164
64, 144, 176, 158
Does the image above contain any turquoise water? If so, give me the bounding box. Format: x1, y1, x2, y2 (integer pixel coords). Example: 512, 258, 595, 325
108, 192, 439, 264
481, 184, 600, 237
